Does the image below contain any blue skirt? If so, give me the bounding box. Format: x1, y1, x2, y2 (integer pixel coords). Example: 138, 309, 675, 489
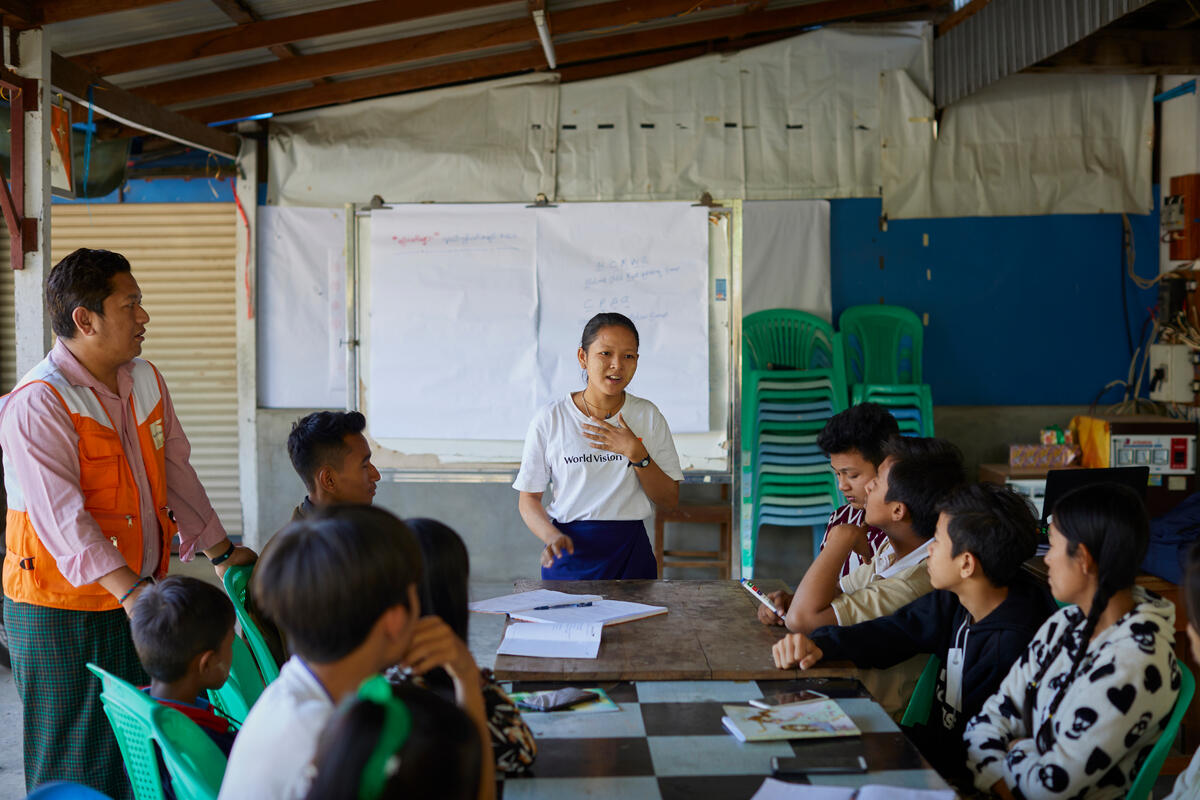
541, 519, 657, 580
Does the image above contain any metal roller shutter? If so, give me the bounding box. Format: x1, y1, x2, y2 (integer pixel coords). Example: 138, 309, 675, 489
0, 238, 13, 392
49, 204, 243, 537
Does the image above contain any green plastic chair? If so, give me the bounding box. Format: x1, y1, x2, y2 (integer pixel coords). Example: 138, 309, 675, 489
900, 653, 941, 728
206, 633, 265, 728
222, 565, 282, 684
839, 304, 923, 385
1127, 661, 1195, 800
744, 309, 837, 372
86, 663, 227, 800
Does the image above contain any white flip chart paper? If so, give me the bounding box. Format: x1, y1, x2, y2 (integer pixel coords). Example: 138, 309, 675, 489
368, 205, 539, 439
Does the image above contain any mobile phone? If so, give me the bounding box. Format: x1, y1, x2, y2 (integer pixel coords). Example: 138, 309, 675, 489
750, 690, 827, 709
771, 754, 868, 776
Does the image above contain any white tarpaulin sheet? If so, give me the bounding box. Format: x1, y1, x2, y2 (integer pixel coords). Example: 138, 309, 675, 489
365, 203, 709, 440
535, 203, 710, 433
739, 24, 932, 200
368, 205, 539, 440
742, 200, 831, 320
257, 206, 347, 408
268, 73, 559, 206
882, 72, 1155, 218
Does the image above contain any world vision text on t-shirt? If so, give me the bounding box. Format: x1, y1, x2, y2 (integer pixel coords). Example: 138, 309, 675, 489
514, 393, 684, 522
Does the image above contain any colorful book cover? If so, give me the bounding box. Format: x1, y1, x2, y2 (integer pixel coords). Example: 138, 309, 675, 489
721, 699, 860, 742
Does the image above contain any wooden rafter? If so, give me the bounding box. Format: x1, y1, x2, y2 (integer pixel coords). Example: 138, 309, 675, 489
185, 0, 934, 123
74, 0, 518, 76
936, 0, 989, 35
51, 54, 239, 157
206, 0, 332, 88
3, 0, 179, 24
134, 0, 758, 107
1027, 29, 1200, 74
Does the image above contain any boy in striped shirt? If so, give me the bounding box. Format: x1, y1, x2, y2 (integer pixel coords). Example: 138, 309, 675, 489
757, 403, 898, 626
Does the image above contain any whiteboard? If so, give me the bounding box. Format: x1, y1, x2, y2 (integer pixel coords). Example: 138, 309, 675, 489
357, 203, 731, 471
365, 202, 710, 441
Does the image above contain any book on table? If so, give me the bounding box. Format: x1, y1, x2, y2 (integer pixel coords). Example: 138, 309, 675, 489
495, 622, 603, 659
721, 699, 861, 742
750, 780, 954, 800
509, 599, 667, 626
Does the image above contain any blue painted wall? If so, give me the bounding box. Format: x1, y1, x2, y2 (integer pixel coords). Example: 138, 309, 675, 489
830, 197, 1161, 406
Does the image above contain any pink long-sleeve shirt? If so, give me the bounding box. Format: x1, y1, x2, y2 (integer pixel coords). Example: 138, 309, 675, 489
0, 340, 227, 587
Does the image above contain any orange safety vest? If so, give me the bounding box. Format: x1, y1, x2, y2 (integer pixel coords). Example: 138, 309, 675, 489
1, 356, 177, 611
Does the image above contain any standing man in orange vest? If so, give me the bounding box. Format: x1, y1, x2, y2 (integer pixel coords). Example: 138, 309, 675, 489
0, 248, 257, 798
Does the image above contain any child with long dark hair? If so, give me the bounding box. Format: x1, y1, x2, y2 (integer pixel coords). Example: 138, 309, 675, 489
305, 677, 482, 800
397, 518, 536, 775
1164, 540, 1200, 799
964, 483, 1180, 799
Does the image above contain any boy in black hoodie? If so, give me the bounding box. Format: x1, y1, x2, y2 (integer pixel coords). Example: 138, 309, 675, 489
771, 482, 1057, 790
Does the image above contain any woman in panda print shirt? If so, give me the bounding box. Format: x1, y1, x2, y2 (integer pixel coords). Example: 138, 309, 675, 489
964, 482, 1179, 800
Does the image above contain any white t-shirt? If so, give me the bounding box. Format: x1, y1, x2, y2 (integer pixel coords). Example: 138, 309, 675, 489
513, 392, 684, 522
218, 656, 334, 800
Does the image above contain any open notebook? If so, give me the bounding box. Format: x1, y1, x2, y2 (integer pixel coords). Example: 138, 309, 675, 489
469, 589, 603, 615
722, 700, 860, 742
495, 622, 603, 659
510, 599, 667, 626
750, 779, 954, 800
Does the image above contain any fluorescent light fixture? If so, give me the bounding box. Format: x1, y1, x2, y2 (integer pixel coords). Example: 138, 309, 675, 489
532, 9, 556, 69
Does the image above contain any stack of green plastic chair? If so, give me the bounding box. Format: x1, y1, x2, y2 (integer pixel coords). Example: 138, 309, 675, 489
741, 309, 848, 577
221, 565, 281, 685
839, 305, 933, 436
1126, 662, 1195, 800
206, 634, 265, 729
86, 663, 228, 800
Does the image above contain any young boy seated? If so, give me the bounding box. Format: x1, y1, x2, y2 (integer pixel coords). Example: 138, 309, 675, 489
782, 436, 965, 634
758, 403, 899, 625
219, 506, 495, 800
772, 483, 1058, 790
130, 576, 239, 798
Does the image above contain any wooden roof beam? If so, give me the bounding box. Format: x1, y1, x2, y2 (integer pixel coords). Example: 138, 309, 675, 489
52, 53, 239, 157
140, 0, 925, 108
185, 0, 934, 124
5, 0, 180, 24
1026, 29, 1200, 74
75, 0, 521, 76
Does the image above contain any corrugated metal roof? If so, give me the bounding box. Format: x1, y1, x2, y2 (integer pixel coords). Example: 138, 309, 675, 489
934, 0, 1156, 108
49, 0, 233, 56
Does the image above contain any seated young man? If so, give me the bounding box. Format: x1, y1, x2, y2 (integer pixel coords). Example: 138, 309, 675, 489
130, 576, 239, 799
782, 436, 966, 634
772, 483, 1057, 790
248, 410, 383, 665
219, 506, 495, 800
758, 403, 899, 625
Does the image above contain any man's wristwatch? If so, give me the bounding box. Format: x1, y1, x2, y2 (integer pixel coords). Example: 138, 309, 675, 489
630, 455, 651, 469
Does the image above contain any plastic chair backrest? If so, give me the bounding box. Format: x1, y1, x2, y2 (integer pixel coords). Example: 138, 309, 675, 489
27, 783, 114, 800
900, 653, 941, 728
222, 565, 282, 684
206, 633, 265, 727
743, 309, 836, 372
1126, 661, 1195, 800
838, 304, 923, 385
86, 664, 227, 800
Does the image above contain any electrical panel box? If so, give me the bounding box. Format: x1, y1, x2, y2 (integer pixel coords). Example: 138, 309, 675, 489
1149, 343, 1196, 403
1169, 173, 1200, 260
1077, 415, 1197, 475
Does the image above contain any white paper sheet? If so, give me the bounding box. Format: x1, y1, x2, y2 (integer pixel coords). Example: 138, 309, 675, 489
368, 205, 539, 439
750, 780, 953, 800
496, 622, 603, 659
510, 599, 667, 626
257, 206, 347, 408
534, 203, 710, 432
743, 200, 831, 320
468, 589, 604, 615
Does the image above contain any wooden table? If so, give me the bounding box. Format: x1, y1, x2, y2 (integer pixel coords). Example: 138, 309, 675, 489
492, 579, 858, 682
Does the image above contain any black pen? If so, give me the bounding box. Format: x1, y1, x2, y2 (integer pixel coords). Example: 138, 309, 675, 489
531, 601, 594, 610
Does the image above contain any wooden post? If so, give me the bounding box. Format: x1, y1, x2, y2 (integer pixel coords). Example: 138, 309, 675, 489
234, 126, 260, 548
13, 28, 52, 376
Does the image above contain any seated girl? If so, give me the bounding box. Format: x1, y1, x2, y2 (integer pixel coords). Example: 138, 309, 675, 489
391, 517, 537, 774
305, 677, 482, 800
964, 483, 1180, 800
1165, 540, 1200, 800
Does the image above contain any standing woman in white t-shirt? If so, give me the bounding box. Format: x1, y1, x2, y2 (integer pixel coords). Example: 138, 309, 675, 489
514, 313, 684, 579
